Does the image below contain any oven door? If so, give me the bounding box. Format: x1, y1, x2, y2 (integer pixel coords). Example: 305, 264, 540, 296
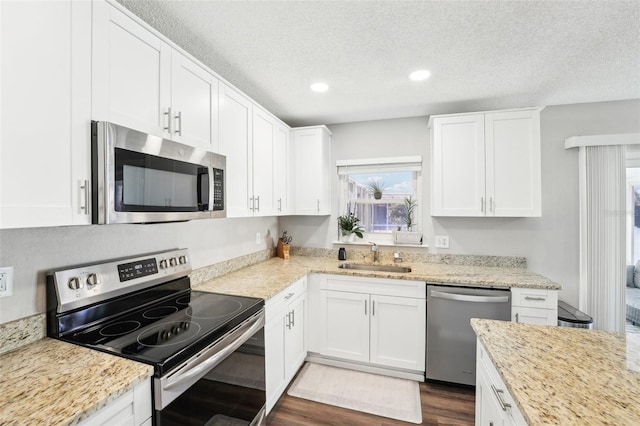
154, 310, 266, 426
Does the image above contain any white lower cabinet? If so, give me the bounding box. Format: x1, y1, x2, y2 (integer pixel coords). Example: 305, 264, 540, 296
265, 277, 307, 413
79, 378, 151, 426
316, 275, 426, 374
476, 340, 526, 426
511, 288, 558, 325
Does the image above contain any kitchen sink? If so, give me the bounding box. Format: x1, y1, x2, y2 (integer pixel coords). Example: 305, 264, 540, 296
338, 263, 412, 273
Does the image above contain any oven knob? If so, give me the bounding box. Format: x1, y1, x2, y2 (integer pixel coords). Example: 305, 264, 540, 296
159, 259, 168, 269
169, 257, 177, 267
178, 255, 187, 265
86, 273, 102, 287
68, 277, 82, 290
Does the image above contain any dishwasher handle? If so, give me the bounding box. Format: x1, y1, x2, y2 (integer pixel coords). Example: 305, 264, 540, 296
430, 290, 509, 304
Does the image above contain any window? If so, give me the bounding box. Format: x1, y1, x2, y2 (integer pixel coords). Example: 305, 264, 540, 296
337, 157, 422, 242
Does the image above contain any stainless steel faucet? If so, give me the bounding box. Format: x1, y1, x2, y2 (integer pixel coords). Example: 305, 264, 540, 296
369, 241, 379, 262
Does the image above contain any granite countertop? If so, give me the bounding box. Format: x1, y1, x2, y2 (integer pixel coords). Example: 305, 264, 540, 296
193, 255, 561, 300
471, 319, 640, 425
0, 338, 153, 426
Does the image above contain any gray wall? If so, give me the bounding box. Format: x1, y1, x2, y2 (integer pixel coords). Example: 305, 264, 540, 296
0, 217, 278, 323
280, 99, 640, 305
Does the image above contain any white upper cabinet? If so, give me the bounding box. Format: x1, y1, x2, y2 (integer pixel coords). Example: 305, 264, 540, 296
291, 126, 332, 215
252, 107, 277, 216
1, 0, 92, 229
430, 108, 542, 217
273, 123, 291, 215
170, 50, 220, 151
92, 1, 219, 151
219, 83, 252, 217
92, 1, 170, 138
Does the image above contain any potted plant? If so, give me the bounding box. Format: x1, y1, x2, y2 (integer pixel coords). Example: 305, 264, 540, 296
393, 197, 422, 244
366, 179, 386, 200
337, 209, 364, 242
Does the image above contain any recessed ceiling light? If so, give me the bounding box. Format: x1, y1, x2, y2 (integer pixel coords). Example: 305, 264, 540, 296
409, 70, 431, 81
310, 82, 329, 92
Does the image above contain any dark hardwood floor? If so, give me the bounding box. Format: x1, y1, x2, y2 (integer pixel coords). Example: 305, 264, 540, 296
266, 375, 475, 426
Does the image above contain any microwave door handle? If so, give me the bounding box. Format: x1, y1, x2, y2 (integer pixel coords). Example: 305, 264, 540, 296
208, 165, 215, 211
163, 312, 264, 391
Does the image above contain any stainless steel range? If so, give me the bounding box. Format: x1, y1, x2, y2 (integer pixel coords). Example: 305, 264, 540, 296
46, 249, 266, 426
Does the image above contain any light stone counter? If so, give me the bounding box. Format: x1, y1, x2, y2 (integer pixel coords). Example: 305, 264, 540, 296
0, 338, 153, 426
193, 255, 560, 299
471, 319, 640, 425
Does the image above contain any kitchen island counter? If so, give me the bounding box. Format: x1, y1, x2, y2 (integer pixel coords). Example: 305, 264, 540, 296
0, 338, 153, 426
472, 318, 640, 424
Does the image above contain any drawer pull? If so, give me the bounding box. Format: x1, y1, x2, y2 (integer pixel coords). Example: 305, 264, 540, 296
515, 313, 519, 323
491, 384, 511, 411
524, 296, 546, 301
284, 292, 295, 300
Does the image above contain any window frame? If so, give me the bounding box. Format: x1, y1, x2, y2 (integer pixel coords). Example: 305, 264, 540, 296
337, 156, 422, 244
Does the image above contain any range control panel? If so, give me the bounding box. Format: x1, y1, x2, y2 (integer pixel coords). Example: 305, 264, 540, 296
49, 248, 191, 313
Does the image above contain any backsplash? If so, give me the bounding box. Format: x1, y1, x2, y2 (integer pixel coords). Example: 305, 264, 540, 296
291, 246, 526, 268
0, 314, 46, 355
189, 247, 276, 286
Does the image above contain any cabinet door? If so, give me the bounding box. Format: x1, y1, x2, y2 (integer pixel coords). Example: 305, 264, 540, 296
369, 295, 426, 371
92, 1, 171, 137
274, 124, 290, 215
512, 307, 556, 325
1, 0, 91, 228
431, 114, 486, 216
219, 83, 252, 217
170, 50, 219, 151
476, 364, 509, 426
252, 107, 276, 216
320, 290, 369, 362
265, 314, 286, 413
293, 127, 331, 215
485, 110, 541, 217
284, 293, 306, 381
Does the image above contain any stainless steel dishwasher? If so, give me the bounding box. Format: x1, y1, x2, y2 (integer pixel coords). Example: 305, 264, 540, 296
426, 285, 511, 385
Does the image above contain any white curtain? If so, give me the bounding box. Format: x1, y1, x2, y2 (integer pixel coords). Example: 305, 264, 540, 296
580, 145, 626, 332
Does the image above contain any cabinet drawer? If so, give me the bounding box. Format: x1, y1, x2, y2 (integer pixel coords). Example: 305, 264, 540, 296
511, 287, 557, 309
266, 277, 306, 322
512, 307, 556, 325
323, 274, 425, 299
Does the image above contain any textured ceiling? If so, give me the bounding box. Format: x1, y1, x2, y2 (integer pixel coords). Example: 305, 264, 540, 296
117, 0, 640, 127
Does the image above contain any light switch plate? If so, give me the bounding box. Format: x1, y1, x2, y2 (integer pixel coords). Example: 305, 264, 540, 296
0, 266, 14, 298
255, 232, 261, 245
434, 235, 450, 249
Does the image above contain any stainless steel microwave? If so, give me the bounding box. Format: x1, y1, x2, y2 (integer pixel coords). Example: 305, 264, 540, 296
91, 121, 225, 224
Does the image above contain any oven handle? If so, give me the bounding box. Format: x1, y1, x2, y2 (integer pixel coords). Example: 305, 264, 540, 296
163, 310, 264, 391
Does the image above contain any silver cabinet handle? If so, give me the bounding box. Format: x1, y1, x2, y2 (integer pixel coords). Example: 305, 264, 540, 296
249, 196, 255, 212
286, 311, 291, 329
79, 180, 89, 214
256, 195, 260, 212
524, 296, 546, 301
489, 197, 494, 212
164, 107, 172, 133
284, 292, 295, 300
278, 198, 282, 212
364, 299, 367, 315
491, 384, 511, 411
430, 290, 509, 304
372, 300, 375, 316
317, 199, 320, 213
515, 312, 519, 323
481, 197, 485, 213
175, 111, 182, 136
290, 309, 295, 327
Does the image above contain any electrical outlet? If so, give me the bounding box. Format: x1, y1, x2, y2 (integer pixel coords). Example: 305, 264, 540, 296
255, 232, 261, 245
0, 266, 14, 298
434, 235, 450, 249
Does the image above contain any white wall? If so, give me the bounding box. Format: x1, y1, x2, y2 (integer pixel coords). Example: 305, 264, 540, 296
0, 217, 277, 323
280, 99, 640, 305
